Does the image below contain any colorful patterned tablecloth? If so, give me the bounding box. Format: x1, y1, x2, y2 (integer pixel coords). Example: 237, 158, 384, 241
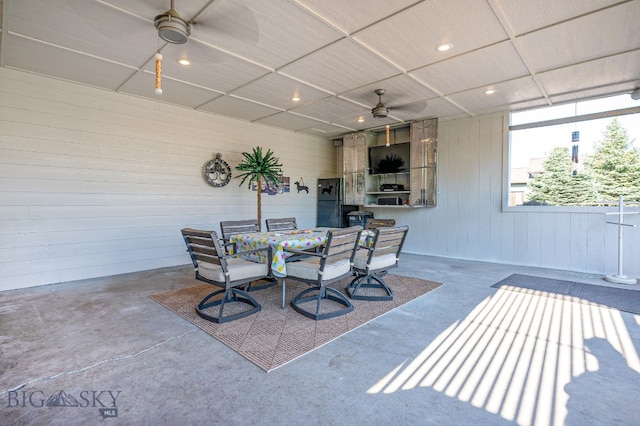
230, 228, 373, 278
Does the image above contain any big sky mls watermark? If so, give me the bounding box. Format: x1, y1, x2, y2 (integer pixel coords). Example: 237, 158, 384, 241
6, 388, 122, 418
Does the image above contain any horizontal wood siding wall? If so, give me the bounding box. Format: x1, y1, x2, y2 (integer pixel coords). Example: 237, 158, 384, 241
2, 69, 637, 291
385, 112, 639, 278
0, 68, 335, 290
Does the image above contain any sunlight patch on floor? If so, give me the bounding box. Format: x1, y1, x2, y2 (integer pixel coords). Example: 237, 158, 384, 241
366, 288, 640, 426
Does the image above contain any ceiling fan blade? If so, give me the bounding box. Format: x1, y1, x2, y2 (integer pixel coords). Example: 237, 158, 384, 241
390, 100, 428, 114
191, 0, 260, 45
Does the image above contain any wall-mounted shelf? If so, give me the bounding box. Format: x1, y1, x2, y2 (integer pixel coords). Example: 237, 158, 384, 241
363, 204, 424, 209
366, 167, 411, 206
369, 172, 410, 177
341, 119, 437, 208
366, 191, 411, 195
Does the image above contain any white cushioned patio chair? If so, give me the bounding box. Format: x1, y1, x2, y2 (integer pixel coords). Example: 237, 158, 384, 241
365, 218, 396, 230
220, 219, 260, 245
181, 228, 273, 324
219, 219, 276, 291
346, 225, 408, 301
266, 216, 319, 258
265, 217, 297, 232
283, 226, 362, 320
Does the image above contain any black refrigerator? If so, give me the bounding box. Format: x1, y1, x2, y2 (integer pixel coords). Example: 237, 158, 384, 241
317, 178, 359, 228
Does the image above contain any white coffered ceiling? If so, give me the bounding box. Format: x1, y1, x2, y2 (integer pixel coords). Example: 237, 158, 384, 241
1, 0, 639, 137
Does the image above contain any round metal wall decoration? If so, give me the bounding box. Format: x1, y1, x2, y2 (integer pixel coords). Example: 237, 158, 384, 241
203, 153, 232, 187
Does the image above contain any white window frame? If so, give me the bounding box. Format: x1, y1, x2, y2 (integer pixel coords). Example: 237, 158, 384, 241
502, 104, 640, 213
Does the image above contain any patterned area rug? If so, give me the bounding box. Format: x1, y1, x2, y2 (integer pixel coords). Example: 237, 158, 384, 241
149, 275, 442, 372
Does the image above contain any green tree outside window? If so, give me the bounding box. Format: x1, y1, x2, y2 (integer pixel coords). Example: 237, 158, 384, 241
584, 118, 640, 202
528, 147, 597, 205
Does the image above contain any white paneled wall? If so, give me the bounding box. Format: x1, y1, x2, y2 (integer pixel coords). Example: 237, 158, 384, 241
381, 113, 639, 278
0, 68, 336, 290
2, 68, 638, 291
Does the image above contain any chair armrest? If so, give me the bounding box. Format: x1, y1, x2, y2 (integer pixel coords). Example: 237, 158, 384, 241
223, 246, 274, 274
220, 239, 235, 248
223, 245, 271, 259
284, 247, 325, 258
359, 245, 374, 253
219, 238, 237, 253
364, 235, 375, 247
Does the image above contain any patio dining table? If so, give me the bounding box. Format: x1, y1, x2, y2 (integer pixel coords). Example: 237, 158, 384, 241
230, 228, 373, 308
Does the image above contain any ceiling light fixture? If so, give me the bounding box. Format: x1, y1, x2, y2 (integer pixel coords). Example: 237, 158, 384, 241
154, 1, 191, 44
178, 58, 191, 66
371, 89, 389, 118
357, 116, 365, 123
291, 96, 301, 102
484, 88, 496, 95
436, 43, 453, 52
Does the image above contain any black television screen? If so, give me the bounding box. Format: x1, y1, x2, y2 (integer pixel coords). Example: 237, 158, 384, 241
368, 142, 410, 174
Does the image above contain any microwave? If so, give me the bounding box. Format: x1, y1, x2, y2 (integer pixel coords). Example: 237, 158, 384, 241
378, 196, 402, 205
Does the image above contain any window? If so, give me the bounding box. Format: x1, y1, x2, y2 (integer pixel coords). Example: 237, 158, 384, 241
507, 94, 640, 208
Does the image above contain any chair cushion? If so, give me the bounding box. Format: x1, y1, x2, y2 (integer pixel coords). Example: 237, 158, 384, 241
286, 257, 351, 282
198, 258, 269, 283
352, 251, 396, 272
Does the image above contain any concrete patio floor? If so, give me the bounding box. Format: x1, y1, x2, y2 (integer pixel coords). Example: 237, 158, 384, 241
1, 254, 639, 425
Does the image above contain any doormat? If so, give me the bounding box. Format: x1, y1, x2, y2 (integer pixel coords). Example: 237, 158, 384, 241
492, 273, 640, 314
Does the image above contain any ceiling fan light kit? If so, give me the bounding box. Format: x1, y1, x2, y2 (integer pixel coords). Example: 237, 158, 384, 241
154, 7, 191, 44
372, 88, 389, 118
372, 105, 389, 118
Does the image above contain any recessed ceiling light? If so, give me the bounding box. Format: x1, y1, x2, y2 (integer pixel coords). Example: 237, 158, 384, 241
291, 96, 301, 102
357, 116, 365, 123
436, 43, 453, 52
178, 58, 191, 66
484, 88, 496, 95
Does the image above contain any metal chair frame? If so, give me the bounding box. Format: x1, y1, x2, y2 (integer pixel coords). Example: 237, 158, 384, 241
284, 226, 362, 320
220, 219, 260, 244
266, 216, 320, 259
346, 225, 408, 301
265, 217, 297, 232
365, 218, 396, 230
219, 219, 276, 292
181, 228, 273, 324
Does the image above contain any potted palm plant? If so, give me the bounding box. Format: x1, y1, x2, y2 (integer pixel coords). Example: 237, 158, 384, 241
235, 146, 283, 230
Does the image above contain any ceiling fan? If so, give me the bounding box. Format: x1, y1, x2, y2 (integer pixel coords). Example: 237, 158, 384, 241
370, 89, 427, 119
153, 0, 260, 46
151, 0, 260, 95
154, 0, 191, 44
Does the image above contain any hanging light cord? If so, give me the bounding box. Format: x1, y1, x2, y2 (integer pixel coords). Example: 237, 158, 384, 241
155, 52, 163, 95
